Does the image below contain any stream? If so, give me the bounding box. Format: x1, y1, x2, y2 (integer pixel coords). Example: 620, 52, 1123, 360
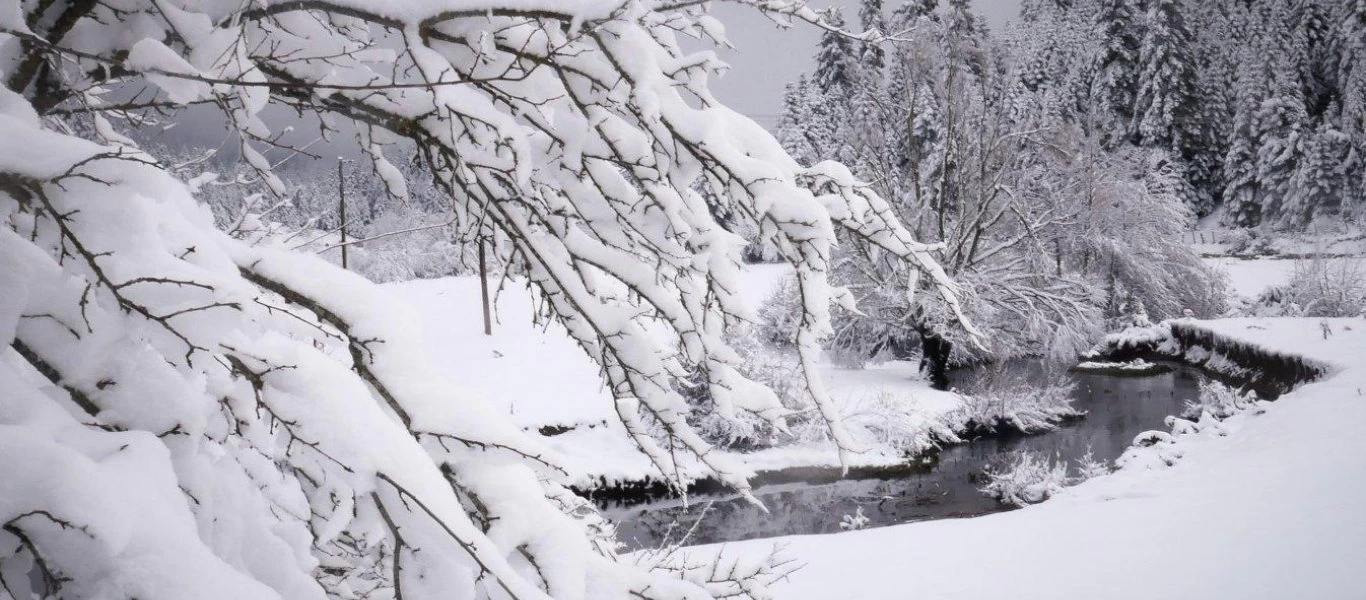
600, 363, 1206, 550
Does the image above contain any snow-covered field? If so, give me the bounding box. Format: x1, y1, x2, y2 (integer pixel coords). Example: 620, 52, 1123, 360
1204, 256, 1362, 299
693, 318, 1366, 600
385, 267, 966, 488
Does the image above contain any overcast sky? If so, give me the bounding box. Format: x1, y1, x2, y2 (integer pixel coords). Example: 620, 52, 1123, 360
156, 1, 1022, 165
708, 0, 1023, 127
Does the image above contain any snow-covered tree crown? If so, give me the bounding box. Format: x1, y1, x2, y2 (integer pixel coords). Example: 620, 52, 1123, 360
1, 1, 974, 598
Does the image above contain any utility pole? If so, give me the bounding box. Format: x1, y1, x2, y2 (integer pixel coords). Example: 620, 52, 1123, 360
478, 237, 492, 336
338, 159, 348, 270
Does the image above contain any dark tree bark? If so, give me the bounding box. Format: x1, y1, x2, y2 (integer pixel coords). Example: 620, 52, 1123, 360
918, 329, 952, 391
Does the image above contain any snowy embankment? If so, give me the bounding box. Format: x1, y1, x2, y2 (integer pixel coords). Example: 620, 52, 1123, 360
695, 318, 1366, 600
384, 266, 966, 491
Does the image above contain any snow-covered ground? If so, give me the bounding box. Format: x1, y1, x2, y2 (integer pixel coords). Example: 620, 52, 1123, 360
385, 266, 966, 488
1205, 256, 1363, 299
692, 317, 1366, 600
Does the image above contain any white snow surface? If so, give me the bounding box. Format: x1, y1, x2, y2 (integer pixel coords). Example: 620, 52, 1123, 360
684, 317, 1366, 599
1206, 256, 1362, 299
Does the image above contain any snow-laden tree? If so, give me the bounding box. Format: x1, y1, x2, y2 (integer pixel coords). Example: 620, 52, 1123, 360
856, 0, 887, 78
770, 4, 1117, 389
813, 8, 860, 99
1223, 43, 1274, 228
1090, 0, 1142, 148
768, 0, 1228, 389
0, 1, 976, 598
1131, 0, 1199, 206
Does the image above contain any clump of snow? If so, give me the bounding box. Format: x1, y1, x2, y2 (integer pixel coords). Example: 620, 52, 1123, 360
1073, 358, 1169, 374
125, 39, 210, 104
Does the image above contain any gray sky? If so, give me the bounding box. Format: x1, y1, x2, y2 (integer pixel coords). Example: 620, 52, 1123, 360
709, 0, 1023, 128
155, 1, 1022, 164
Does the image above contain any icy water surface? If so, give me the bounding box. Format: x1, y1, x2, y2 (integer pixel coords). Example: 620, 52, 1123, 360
600, 364, 1205, 549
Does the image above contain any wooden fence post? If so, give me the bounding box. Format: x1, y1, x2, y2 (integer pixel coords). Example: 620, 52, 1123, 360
338, 159, 348, 270
479, 237, 492, 336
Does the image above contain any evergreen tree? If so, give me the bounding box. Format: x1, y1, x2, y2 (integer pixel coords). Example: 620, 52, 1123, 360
814, 8, 859, 97
1292, 0, 1337, 120
776, 75, 836, 166
890, 0, 939, 28
1222, 44, 1271, 227
1132, 0, 1196, 151
1091, 0, 1143, 148
1254, 70, 1310, 224
858, 0, 887, 77
1287, 122, 1355, 226
1337, 0, 1366, 215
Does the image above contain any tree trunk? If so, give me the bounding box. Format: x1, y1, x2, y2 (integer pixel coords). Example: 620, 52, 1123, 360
919, 330, 952, 391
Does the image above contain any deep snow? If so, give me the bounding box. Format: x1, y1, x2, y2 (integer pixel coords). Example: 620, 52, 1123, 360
688, 318, 1366, 599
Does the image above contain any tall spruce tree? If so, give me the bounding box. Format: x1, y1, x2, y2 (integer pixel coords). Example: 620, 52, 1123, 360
858, 0, 888, 76
814, 8, 860, 97
1132, 0, 1197, 151
1092, 0, 1143, 148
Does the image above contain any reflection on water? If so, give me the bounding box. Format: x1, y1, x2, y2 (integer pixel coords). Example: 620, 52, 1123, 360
602, 365, 1205, 549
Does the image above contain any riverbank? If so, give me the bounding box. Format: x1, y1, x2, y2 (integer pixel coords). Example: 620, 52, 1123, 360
383, 270, 970, 492
682, 317, 1366, 599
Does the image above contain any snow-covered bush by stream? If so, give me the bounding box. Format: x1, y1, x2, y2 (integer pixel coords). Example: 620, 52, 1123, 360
1182, 381, 1259, 421
957, 368, 1083, 434
980, 448, 1113, 508
980, 451, 1073, 507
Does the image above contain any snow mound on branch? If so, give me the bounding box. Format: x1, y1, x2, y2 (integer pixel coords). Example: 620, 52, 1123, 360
126, 39, 210, 104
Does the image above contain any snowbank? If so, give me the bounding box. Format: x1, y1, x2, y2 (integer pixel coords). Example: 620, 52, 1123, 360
693, 317, 1366, 599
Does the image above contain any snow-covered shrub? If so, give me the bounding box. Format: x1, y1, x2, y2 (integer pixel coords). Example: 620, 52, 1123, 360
958, 367, 1082, 433
839, 507, 870, 531
1225, 229, 1278, 257
1108, 294, 1154, 330
980, 451, 1072, 507
836, 390, 964, 454
1074, 448, 1112, 480
981, 447, 1112, 507
1182, 380, 1258, 421
1286, 257, 1366, 317
1223, 228, 1253, 254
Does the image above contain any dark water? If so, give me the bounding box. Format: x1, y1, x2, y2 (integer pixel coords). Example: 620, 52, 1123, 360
602, 364, 1205, 550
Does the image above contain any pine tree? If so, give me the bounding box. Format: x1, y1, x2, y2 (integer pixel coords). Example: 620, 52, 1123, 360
1292, 0, 1337, 120
814, 8, 859, 97
1091, 0, 1142, 148
891, 0, 939, 28
1132, 0, 1196, 151
776, 75, 836, 165
776, 76, 814, 163
858, 0, 887, 77
1255, 70, 1310, 224
1181, 1, 1239, 215
1286, 122, 1354, 226
1336, 0, 1366, 215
